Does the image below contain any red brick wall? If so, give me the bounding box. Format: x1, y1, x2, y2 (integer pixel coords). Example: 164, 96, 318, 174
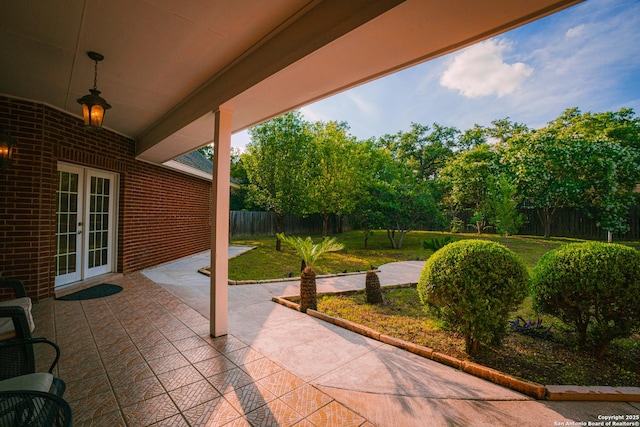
1, 95, 211, 300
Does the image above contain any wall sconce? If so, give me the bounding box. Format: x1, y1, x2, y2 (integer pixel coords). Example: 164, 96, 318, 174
77, 51, 111, 130
0, 126, 17, 172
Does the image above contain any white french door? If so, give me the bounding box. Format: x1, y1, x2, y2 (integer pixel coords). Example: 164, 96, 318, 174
55, 164, 118, 288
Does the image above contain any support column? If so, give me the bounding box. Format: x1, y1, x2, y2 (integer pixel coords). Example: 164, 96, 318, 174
210, 107, 233, 337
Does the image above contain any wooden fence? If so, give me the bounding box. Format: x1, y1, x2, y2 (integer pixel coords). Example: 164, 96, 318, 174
450, 206, 640, 240
230, 206, 640, 240
517, 205, 640, 241
229, 211, 353, 237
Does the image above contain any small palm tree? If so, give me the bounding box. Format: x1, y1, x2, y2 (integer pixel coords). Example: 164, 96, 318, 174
365, 270, 383, 304
277, 233, 344, 312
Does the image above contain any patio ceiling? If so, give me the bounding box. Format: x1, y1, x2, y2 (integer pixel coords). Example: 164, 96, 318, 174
0, 0, 582, 164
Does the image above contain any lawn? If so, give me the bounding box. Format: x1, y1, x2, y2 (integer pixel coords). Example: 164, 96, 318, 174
229, 230, 640, 386
229, 230, 575, 280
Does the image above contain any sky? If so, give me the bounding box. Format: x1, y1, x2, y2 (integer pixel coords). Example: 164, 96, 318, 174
231, 0, 640, 149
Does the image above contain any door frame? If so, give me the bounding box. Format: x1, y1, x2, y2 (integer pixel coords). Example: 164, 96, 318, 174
55, 162, 119, 288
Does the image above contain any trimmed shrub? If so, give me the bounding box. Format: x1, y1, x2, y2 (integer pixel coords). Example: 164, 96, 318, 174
418, 239, 529, 354
531, 242, 640, 356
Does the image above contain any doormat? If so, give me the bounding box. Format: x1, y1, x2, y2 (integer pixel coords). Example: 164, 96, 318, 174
56, 284, 123, 301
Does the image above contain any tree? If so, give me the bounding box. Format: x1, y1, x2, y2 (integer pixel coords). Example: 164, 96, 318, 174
277, 233, 344, 312
352, 141, 392, 248
458, 124, 487, 151
356, 141, 443, 249
197, 143, 214, 160
419, 240, 528, 355
229, 148, 253, 210
546, 108, 640, 240
487, 117, 530, 146
439, 144, 499, 234
504, 108, 640, 239
487, 175, 524, 236
375, 179, 442, 248
244, 111, 312, 250
376, 122, 458, 181
307, 121, 369, 236
363, 124, 450, 248
501, 130, 589, 238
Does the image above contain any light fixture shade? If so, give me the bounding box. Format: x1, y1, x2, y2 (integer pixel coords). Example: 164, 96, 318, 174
77, 51, 111, 130
0, 127, 17, 171
77, 88, 111, 129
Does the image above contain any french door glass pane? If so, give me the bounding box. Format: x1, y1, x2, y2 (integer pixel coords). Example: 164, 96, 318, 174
55, 171, 79, 276
88, 176, 110, 269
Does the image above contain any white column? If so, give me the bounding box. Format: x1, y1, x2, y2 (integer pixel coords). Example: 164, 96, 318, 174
210, 107, 233, 337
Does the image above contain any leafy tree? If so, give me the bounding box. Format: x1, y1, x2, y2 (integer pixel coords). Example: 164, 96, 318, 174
352, 142, 393, 248
197, 144, 213, 160
501, 131, 588, 238
458, 124, 487, 151
546, 108, 640, 239
487, 117, 530, 146
487, 175, 524, 236
376, 122, 458, 181
356, 141, 443, 249
307, 121, 369, 236
375, 179, 442, 248
277, 233, 344, 312
229, 148, 254, 210
439, 144, 499, 234
503, 108, 640, 239
244, 111, 312, 250
532, 242, 640, 355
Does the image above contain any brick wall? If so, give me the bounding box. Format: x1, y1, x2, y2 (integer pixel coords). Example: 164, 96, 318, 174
1, 95, 211, 300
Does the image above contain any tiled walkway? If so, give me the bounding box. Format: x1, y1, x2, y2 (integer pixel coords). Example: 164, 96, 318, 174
32, 273, 372, 426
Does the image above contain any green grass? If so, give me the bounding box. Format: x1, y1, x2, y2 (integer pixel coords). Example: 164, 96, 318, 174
229, 230, 571, 280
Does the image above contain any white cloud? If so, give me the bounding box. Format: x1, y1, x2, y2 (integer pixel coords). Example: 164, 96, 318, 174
439, 39, 533, 98
346, 92, 377, 117
299, 105, 325, 122
565, 24, 585, 38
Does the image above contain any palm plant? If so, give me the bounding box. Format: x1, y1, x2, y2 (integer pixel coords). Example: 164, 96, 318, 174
365, 270, 383, 304
277, 233, 344, 312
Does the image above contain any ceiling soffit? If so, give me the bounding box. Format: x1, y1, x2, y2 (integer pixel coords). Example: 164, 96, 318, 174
135, 0, 405, 159
137, 0, 582, 163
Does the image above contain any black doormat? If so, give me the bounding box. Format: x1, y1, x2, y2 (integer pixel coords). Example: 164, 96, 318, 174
56, 283, 123, 301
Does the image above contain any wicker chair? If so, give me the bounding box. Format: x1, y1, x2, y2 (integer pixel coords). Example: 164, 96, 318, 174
0, 307, 66, 396
0, 390, 72, 427
0, 279, 35, 341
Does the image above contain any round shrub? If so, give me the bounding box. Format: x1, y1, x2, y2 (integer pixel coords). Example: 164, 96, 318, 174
531, 242, 640, 356
418, 239, 529, 354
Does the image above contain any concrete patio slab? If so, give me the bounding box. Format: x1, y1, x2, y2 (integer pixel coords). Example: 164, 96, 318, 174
313, 343, 530, 401
142, 249, 639, 426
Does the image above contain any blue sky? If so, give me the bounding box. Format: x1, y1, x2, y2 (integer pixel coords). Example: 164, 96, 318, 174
231, 0, 640, 149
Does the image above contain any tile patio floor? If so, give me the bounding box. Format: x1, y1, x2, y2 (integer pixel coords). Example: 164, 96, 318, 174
32, 272, 370, 426
27, 254, 640, 427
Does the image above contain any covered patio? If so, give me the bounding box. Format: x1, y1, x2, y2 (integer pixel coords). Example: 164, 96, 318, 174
1, 0, 584, 336
7, 0, 630, 425
30, 254, 637, 425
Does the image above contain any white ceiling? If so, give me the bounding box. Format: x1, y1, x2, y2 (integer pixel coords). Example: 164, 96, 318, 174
0, 0, 582, 164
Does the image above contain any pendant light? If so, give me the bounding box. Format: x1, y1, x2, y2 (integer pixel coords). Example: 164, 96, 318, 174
77, 51, 111, 130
